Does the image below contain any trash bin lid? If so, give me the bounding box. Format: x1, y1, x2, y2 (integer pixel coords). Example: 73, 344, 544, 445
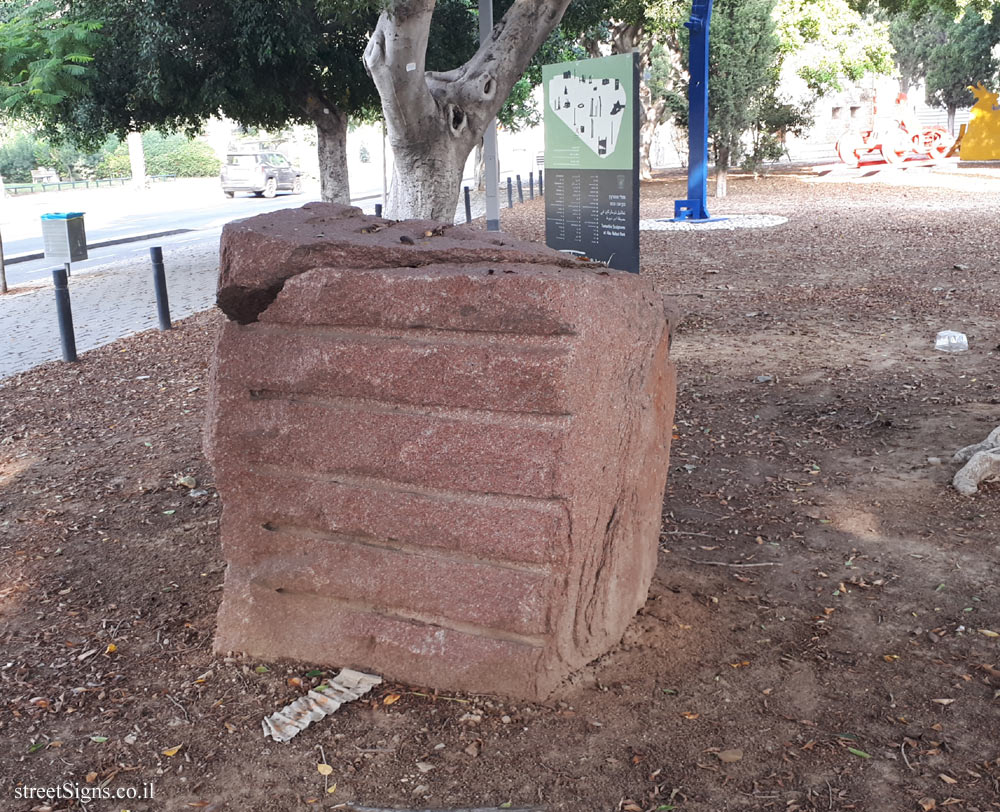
41, 212, 85, 220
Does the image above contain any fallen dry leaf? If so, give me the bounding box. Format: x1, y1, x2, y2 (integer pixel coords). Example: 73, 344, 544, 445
931, 699, 955, 706
918, 798, 936, 811
939, 774, 957, 785
317, 763, 333, 776
978, 629, 998, 638
718, 749, 743, 763
383, 693, 401, 706
85, 771, 97, 783
161, 745, 183, 757
681, 712, 700, 720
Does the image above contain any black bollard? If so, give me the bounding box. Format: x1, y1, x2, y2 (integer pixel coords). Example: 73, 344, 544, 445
375, 203, 383, 218
506, 177, 513, 209
51, 267, 77, 362
516, 175, 524, 204
529, 171, 534, 200
539, 170, 544, 196
464, 186, 472, 224
149, 246, 171, 331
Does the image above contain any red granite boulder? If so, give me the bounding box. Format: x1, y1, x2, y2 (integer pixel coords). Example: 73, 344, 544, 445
206, 204, 676, 700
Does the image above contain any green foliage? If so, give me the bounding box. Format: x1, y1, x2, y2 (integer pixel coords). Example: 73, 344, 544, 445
889, 8, 943, 91
0, 129, 116, 182
648, 42, 688, 128
0, 0, 102, 121
775, 0, 895, 94
33, 0, 383, 149
924, 7, 999, 112
97, 133, 221, 178
709, 0, 806, 169
852, 0, 996, 15
745, 94, 812, 169
0, 132, 37, 182
497, 78, 540, 132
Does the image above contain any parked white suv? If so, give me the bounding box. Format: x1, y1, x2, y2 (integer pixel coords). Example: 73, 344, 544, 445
221, 152, 302, 198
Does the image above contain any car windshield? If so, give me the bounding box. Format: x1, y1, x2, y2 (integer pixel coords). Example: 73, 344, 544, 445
227, 154, 262, 167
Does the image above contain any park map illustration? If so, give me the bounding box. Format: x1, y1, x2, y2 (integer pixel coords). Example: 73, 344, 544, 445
547, 70, 628, 160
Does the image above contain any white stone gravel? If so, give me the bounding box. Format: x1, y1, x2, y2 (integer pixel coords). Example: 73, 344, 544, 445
640, 214, 788, 231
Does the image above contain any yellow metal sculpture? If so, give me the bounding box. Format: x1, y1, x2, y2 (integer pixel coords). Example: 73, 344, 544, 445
960, 84, 1000, 160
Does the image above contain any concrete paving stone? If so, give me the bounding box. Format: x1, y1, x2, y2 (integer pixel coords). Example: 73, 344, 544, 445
0, 242, 220, 380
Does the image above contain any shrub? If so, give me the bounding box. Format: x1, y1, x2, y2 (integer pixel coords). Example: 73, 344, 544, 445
97, 132, 221, 178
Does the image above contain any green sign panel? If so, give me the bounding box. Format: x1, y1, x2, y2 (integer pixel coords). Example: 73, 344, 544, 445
542, 53, 640, 273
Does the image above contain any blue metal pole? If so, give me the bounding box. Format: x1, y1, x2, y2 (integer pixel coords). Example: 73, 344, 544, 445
674, 0, 714, 221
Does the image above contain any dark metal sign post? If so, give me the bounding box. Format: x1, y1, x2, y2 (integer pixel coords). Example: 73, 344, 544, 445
51, 266, 78, 362
673, 0, 718, 222
149, 246, 172, 331
0, 229, 7, 294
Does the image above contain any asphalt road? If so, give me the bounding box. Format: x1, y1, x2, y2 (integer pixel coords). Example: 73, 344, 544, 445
1, 180, 384, 287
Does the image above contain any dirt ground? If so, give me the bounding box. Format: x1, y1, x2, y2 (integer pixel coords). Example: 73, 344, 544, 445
2, 166, 999, 812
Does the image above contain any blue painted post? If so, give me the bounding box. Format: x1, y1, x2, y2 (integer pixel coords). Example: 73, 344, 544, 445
674, 0, 714, 222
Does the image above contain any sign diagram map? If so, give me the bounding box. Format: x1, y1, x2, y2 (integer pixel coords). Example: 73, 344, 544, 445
548, 71, 628, 160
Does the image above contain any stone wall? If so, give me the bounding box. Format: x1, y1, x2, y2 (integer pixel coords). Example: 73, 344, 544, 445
206, 202, 676, 700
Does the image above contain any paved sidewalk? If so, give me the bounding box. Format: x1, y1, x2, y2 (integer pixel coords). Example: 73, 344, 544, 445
0, 189, 512, 381
1, 242, 219, 380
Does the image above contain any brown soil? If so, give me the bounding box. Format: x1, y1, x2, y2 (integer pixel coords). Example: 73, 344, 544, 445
2, 168, 999, 812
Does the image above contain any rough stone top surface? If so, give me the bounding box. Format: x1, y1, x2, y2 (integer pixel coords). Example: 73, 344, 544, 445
218, 202, 589, 324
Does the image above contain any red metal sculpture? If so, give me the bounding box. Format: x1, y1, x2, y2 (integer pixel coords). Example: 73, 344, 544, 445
836, 93, 954, 167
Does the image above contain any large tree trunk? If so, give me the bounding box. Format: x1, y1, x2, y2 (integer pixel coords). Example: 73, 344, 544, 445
364, 0, 572, 220
127, 131, 146, 190
474, 140, 485, 191
947, 105, 956, 136
307, 95, 351, 204
715, 145, 729, 198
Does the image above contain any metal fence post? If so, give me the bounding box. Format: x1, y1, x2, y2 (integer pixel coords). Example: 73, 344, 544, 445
464, 186, 472, 223
529, 171, 534, 200
149, 246, 171, 331
0, 229, 7, 294
51, 267, 77, 362
516, 175, 524, 204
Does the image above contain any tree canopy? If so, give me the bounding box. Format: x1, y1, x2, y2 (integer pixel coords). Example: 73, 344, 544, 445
0, 0, 101, 121
924, 6, 999, 128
